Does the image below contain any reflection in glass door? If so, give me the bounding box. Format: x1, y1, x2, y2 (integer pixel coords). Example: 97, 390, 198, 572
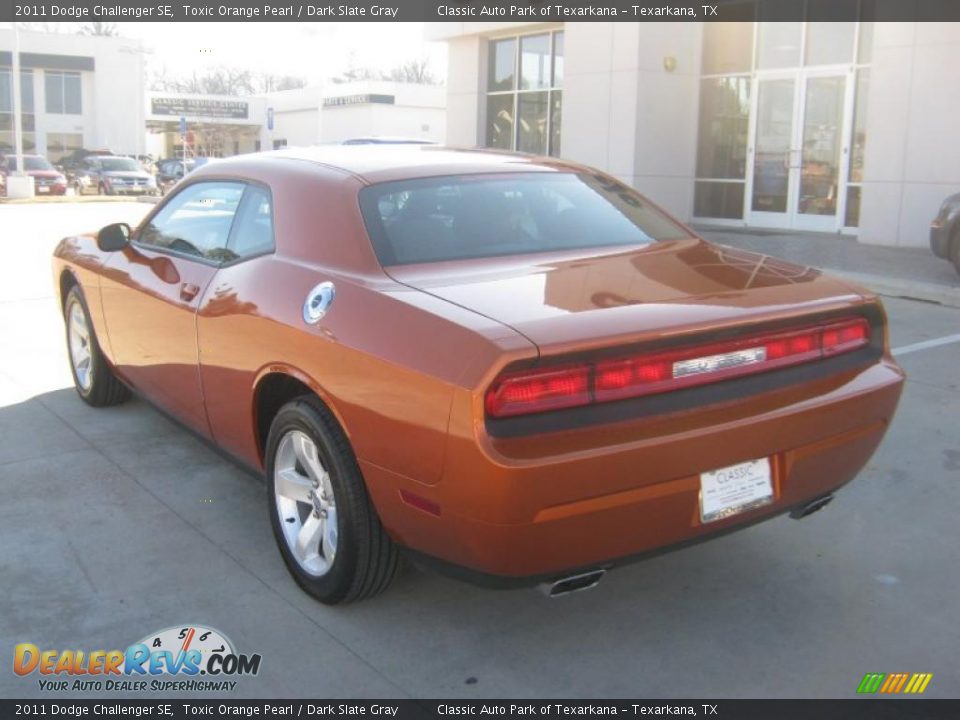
796, 75, 846, 230
751, 78, 795, 219
749, 71, 850, 231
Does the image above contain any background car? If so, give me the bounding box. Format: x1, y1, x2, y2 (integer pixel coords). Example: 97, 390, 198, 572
51, 146, 904, 605
341, 136, 436, 145
74, 155, 159, 196
155, 158, 196, 195
0, 154, 68, 196
56, 148, 114, 186
930, 192, 960, 275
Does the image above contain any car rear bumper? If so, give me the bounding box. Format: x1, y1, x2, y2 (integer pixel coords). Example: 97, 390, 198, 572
365, 358, 904, 582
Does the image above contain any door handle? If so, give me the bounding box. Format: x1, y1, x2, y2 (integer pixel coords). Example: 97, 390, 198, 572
180, 283, 201, 302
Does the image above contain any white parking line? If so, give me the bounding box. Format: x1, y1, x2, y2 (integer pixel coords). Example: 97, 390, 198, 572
892, 332, 960, 357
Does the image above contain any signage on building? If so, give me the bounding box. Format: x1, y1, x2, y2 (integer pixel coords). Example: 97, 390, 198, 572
322, 94, 395, 108
151, 97, 250, 120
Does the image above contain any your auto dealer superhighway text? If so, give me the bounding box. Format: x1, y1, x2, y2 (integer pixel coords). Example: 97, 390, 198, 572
24, 4, 401, 18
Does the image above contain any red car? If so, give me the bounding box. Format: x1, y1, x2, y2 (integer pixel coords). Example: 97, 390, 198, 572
1, 154, 68, 196
52, 146, 904, 604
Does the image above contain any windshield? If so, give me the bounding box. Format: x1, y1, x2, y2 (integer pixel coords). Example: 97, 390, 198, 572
359, 173, 691, 266
98, 157, 141, 172
8, 157, 55, 172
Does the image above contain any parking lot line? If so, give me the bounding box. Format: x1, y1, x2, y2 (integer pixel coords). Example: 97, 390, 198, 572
891, 332, 960, 357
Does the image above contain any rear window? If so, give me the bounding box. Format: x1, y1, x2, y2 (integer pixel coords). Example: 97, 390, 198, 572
359, 172, 690, 266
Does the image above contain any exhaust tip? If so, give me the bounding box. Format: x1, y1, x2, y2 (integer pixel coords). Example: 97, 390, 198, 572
790, 494, 834, 520
539, 569, 606, 598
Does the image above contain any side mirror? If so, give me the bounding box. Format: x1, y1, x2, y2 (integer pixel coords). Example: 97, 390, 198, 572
97, 223, 131, 252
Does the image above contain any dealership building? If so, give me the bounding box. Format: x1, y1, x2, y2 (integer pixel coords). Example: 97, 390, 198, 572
1, 27, 444, 163
428, 20, 960, 247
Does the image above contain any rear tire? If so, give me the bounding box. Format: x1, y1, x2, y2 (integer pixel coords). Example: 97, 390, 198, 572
266, 395, 400, 604
64, 286, 131, 407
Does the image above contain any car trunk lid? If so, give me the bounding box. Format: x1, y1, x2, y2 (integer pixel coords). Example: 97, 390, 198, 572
386, 239, 868, 358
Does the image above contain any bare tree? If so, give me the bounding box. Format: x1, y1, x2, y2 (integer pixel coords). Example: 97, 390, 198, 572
256, 73, 308, 93
386, 58, 438, 85
150, 66, 257, 96
332, 57, 440, 85
79, 22, 120, 37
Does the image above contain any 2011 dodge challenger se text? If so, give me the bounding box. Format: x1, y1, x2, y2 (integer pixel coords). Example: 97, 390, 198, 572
52, 146, 905, 604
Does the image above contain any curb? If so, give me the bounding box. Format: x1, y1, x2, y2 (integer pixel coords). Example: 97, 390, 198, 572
830, 270, 960, 309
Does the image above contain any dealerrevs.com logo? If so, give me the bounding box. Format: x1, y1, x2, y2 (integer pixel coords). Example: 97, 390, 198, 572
13, 625, 262, 693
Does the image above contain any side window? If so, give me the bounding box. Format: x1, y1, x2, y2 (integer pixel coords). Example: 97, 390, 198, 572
138, 181, 245, 263
227, 185, 275, 260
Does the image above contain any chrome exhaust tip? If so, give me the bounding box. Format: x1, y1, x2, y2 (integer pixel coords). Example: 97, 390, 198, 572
539, 569, 606, 598
790, 494, 834, 520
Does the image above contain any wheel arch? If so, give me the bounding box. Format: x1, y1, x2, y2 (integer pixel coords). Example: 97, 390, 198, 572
58, 267, 79, 310
251, 365, 352, 468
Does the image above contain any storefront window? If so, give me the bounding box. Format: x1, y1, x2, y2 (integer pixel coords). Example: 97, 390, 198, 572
695, 14, 872, 227
702, 22, 753, 75
485, 30, 563, 157
45, 71, 82, 115
757, 22, 802, 69
0, 69, 35, 153
694, 76, 751, 219
805, 22, 856, 66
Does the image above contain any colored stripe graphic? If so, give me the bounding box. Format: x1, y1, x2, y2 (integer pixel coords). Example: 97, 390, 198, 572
857, 673, 885, 693
857, 672, 932, 694
905, 674, 933, 694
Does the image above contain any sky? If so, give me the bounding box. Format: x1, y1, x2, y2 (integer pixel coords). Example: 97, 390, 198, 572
4, 22, 448, 86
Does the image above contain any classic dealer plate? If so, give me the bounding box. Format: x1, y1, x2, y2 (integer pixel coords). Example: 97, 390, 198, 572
700, 458, 773, 523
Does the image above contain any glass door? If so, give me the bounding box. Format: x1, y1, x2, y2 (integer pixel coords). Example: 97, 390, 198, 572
749, 76, 797, 228
794, 72, 848, 231
748, 70, 850, 231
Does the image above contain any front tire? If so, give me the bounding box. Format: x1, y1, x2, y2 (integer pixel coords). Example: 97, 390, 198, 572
64, 286, 131, 407
266, 396, 399, 604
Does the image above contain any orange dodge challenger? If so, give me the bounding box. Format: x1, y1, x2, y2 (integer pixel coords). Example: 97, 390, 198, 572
53, 146, 904, 604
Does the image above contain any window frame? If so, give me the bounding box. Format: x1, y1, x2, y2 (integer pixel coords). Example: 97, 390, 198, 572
484, 28, 564, 157
131, 178, 276, 268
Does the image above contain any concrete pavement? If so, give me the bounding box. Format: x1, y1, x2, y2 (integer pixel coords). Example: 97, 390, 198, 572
1, 202, 958, 699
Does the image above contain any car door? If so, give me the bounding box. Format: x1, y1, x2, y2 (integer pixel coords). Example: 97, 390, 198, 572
99, 181, 246, 436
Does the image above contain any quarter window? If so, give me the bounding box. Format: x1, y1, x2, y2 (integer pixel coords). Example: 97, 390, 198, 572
227, 185, 276, 259
485, 30, 564, 157
138, 182, 245, 263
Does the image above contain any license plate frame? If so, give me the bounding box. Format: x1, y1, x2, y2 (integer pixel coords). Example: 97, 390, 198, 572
699, 458, 774, 524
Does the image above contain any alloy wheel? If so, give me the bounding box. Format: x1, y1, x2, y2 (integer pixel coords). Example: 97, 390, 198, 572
67, 301, 93, 392
273, 430, 339, 577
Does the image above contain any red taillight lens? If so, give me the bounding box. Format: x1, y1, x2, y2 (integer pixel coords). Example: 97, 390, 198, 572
822, 317, 870, 355
485, 365, 591, 418
485, 317, 872, 418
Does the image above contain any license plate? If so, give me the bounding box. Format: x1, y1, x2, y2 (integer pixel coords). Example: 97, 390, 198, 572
38, 186, 49, 193
700, 458, 773, 523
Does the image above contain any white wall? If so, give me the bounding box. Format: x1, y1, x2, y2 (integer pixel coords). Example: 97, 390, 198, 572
264, 80, 446, 148
860, 22, 960, 247
0, 28, 145, 156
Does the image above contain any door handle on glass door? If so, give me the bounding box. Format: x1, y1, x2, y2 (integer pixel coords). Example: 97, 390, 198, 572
180, 283, 201, 302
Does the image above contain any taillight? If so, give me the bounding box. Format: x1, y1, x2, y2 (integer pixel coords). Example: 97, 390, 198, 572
485, 366, 590, 418
486, 317, 871, 418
